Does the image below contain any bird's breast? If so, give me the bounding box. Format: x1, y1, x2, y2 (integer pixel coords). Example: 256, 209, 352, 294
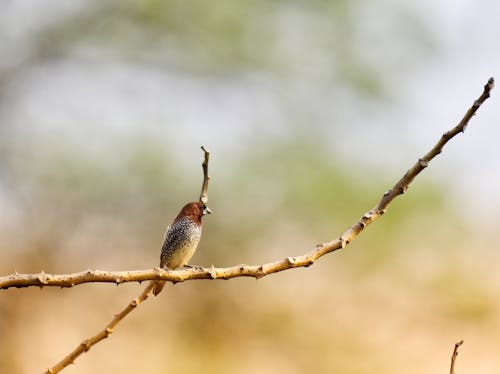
166, 234, 201, 268
161, 219, 202, 269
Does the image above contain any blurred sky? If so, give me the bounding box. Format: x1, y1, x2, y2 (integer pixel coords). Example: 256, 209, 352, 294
0, 1, 498, 224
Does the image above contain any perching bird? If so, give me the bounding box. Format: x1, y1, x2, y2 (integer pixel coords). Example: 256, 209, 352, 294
152, 201, 211, 296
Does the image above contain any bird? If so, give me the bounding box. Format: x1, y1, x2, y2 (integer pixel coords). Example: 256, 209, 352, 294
152, 201, 211, 296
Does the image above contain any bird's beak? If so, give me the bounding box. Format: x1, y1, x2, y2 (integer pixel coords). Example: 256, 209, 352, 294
203, 206, 212, 215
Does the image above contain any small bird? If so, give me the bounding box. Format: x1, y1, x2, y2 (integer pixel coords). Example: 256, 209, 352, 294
152, 201, 211, 296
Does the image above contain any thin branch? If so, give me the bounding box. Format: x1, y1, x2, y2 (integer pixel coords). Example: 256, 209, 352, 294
199, 145, 210, 204
149, 146, 211, 297
45, 146, 214, 373
45, 283, 155, 374
2, 78, 494, 291
450, 340, 464, 374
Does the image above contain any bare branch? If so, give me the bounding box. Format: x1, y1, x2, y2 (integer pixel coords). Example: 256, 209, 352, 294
450, 340, 464, 374
45, 283, 155, 374
377, 77, 494, 212
1, 78, 493, 373
45, 146, 214, 373
199, 145, 210, 204
2, 78, 494, 291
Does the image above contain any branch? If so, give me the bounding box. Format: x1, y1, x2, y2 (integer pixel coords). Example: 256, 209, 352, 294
40, 78, 492, 374
450, 340, 464, 374
45, 283, 155, 374
45, 146, 214, 373
199, 145, 210, 204
1, 78, 494, 291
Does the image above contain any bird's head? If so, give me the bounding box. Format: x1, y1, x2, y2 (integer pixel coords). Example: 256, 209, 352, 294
175, 201, 211, 225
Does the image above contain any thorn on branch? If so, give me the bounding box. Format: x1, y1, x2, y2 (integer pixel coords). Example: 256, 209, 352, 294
340, 237, 349, 248
208, 266, 217, 279
418, 158, 428, 168
38, 274, 49, 285
81, 341, 91, 352
256, 265, 265, 279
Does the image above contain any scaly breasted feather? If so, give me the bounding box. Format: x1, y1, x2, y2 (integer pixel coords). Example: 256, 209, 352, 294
152, 202, 211, 296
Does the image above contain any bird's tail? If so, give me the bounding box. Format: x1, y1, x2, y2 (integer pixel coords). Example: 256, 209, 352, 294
151, 280, 166, 296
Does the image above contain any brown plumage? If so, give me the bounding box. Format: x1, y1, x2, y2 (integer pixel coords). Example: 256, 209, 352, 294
152, 202, 211, 296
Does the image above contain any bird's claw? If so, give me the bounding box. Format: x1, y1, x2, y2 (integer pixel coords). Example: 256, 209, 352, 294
184, 264, 204, 271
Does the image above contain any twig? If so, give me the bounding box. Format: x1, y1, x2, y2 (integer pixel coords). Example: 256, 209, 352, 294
45, 282, 155, 374
150, 145, 211, 297
199, 145, 210, 204
45, 146, 213, 373
2, 78, 494, 292
450, 340, 464, 374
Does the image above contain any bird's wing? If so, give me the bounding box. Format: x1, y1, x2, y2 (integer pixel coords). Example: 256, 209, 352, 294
162, 225, 170, 242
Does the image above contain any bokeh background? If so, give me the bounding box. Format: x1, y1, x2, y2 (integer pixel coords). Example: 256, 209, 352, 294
1, 1, 500, 373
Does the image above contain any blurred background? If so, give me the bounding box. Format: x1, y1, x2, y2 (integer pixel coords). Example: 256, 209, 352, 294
1, 0, 499, 373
